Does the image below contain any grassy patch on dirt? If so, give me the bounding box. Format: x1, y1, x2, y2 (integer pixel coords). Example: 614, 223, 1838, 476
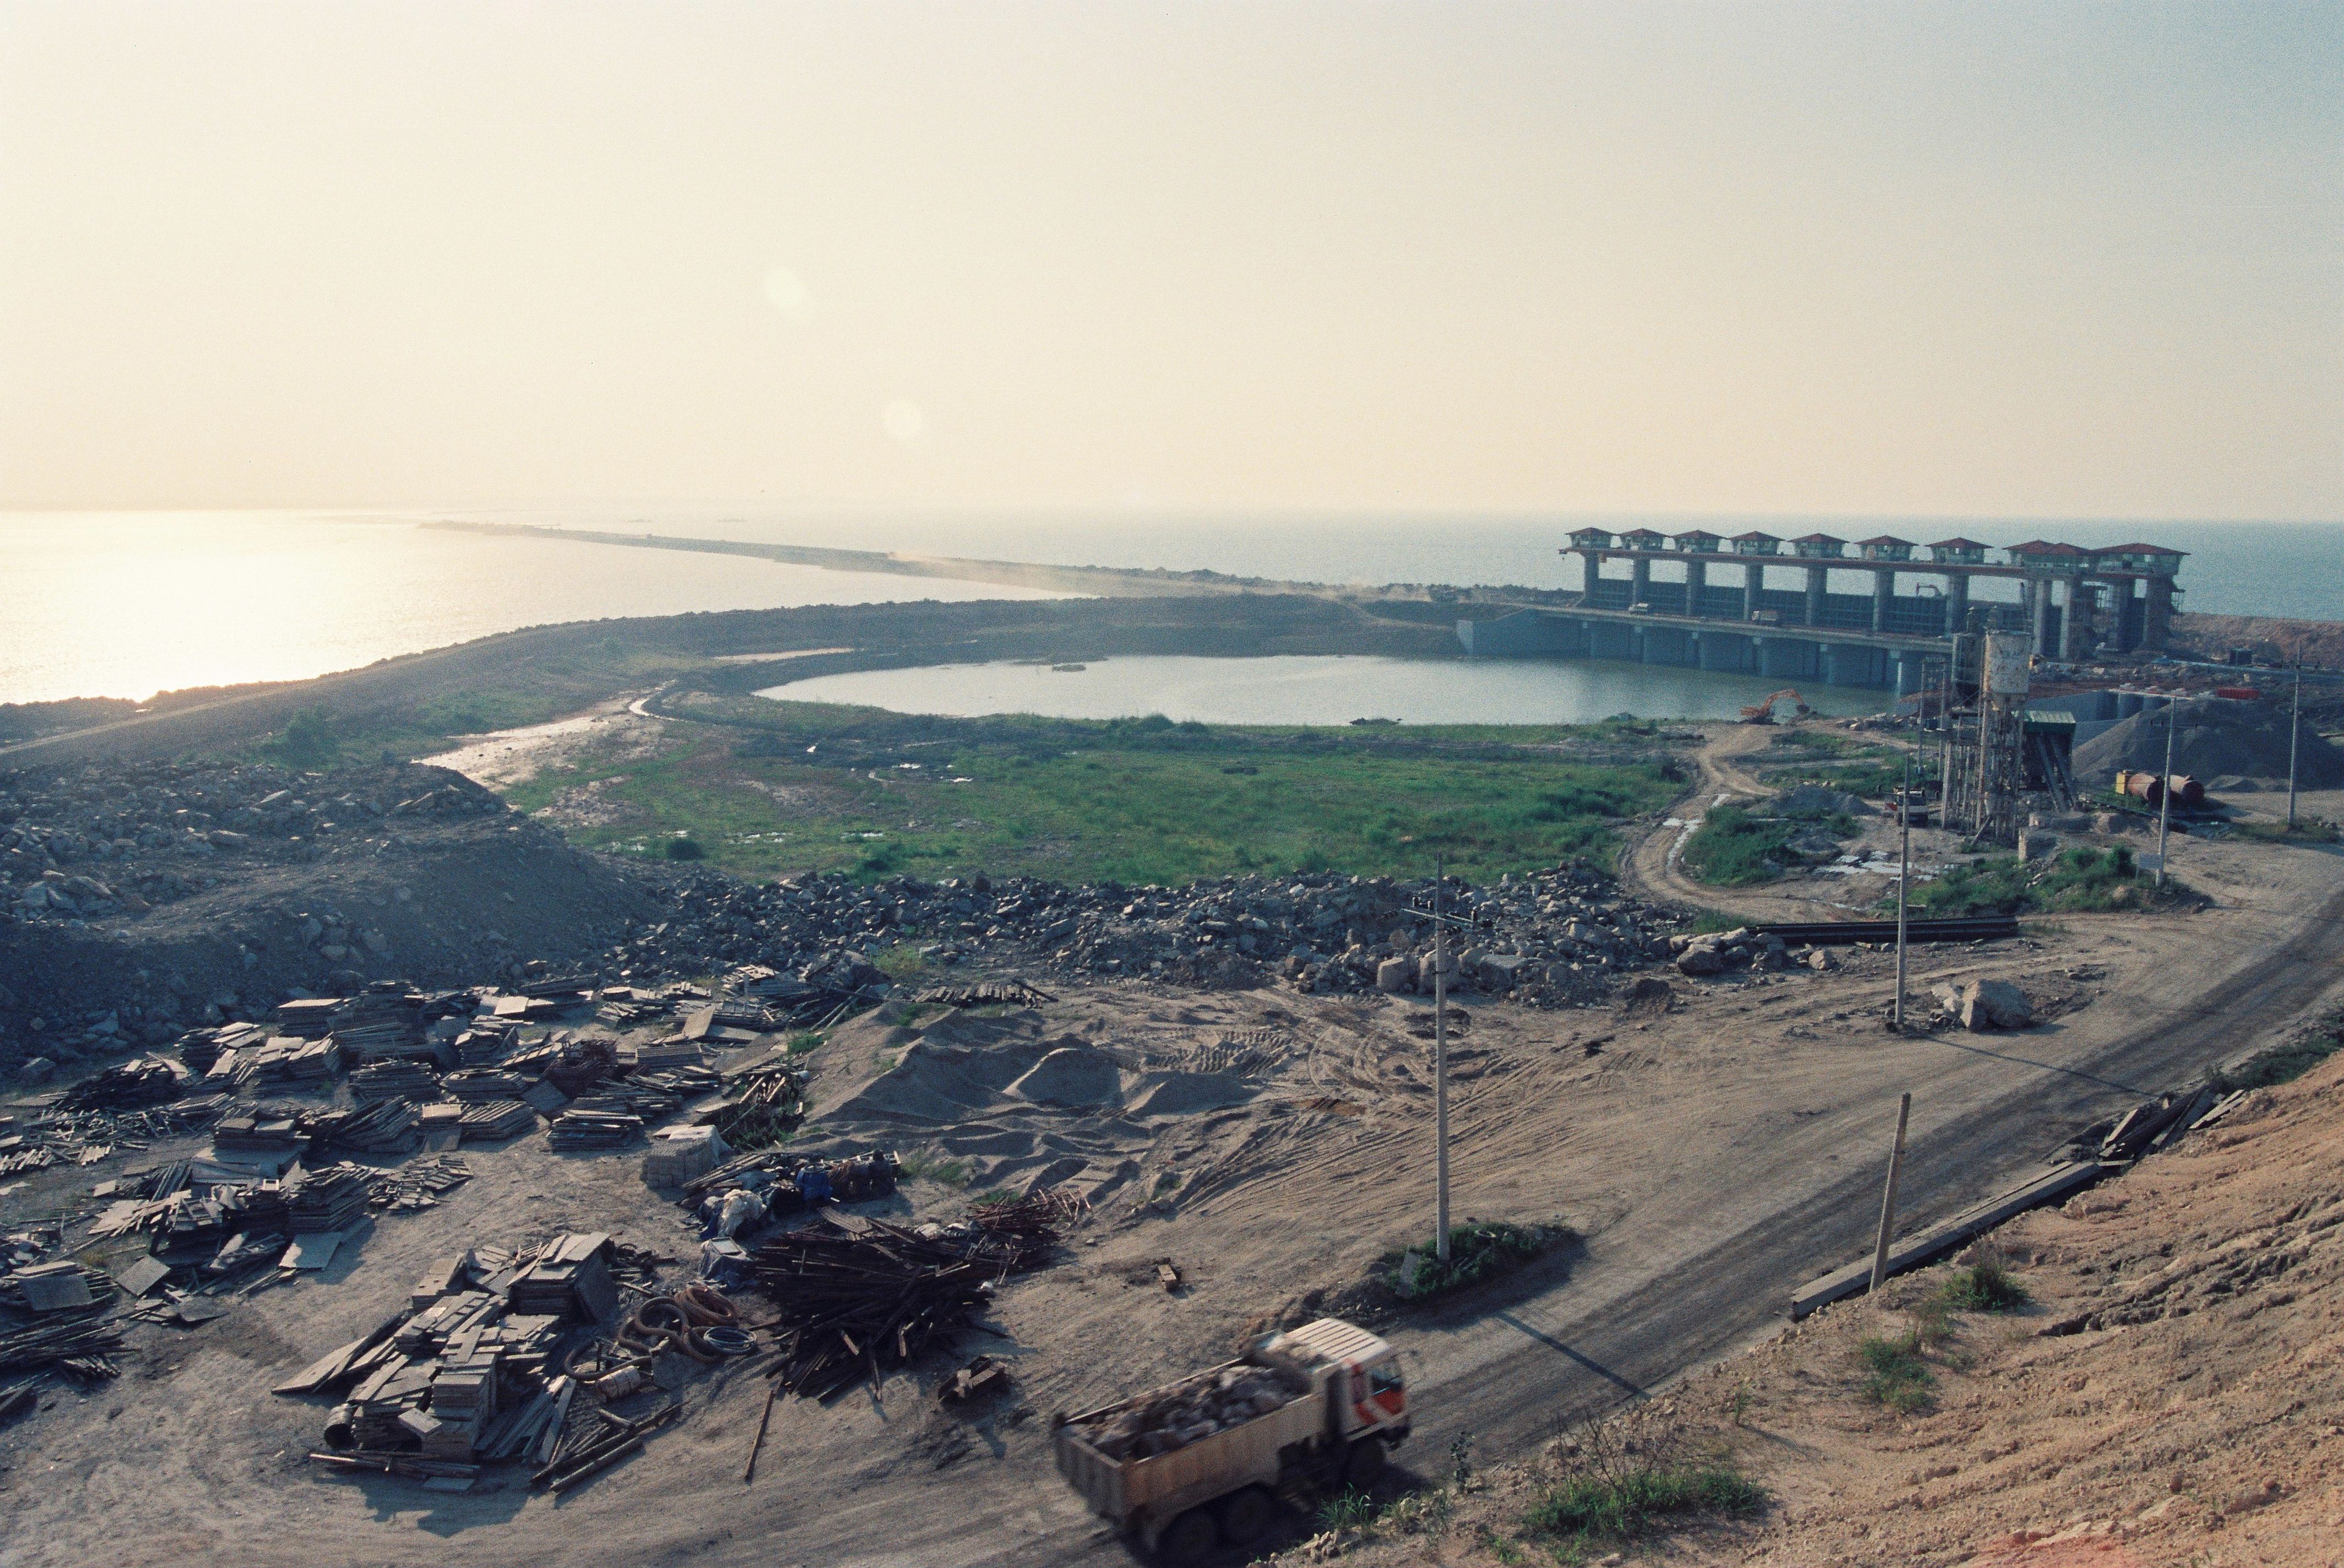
2207, 1008, 2344, 1093
496, 712, 1681, 885
1679, 805, 1796, 886
1858, 1331, 1938, 1412
2231, 816, 2342, 845
1904, 844, 2175, 916
1379, 1221, 1561, 1300
1523, 1465, 1766, 1539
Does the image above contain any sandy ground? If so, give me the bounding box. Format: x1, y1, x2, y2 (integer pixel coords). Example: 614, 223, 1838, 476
6, 813, 2340, 1566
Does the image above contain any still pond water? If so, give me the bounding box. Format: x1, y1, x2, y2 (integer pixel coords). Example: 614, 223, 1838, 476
760, 655, 1888, 727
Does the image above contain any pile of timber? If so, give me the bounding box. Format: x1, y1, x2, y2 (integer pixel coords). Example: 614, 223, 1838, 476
913, 980, 1057, 1008
751, 1218, 1007, 1400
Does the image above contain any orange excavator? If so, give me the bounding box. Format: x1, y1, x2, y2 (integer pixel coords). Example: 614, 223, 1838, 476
1740, 689, 1812, 724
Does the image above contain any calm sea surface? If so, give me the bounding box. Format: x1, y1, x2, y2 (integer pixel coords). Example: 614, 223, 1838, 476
763, 655, 1886, 727
5, 509, 2337, 707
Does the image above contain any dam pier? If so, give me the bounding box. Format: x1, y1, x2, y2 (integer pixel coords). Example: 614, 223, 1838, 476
1457, 528, 2186, 690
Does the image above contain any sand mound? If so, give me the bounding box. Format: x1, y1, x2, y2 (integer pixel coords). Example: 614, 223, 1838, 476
1125, 1070, 1258, 1117
1005, 1042, 1124, 1107
2072, 700, 2344, 789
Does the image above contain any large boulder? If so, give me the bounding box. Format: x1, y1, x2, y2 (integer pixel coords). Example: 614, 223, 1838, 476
1675, 944, 1724, 978
1375, 956, 1414, 994
1961, 978, 2033, 1031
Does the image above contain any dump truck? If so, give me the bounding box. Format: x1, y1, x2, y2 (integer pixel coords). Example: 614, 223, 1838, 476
1051, 1317, 1410, 1562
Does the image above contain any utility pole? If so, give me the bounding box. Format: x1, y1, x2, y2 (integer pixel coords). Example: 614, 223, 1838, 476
1939, 637, 1960, 824
1870, 1093, 1913, 1294
1894, 756, 1912, 1030
2155, 691, 2180, 888
2288, 656, 2303, 833
1433, 856, 1451, 1265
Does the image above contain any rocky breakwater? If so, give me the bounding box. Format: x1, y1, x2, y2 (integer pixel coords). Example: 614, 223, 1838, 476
602, 861, 1684, 1008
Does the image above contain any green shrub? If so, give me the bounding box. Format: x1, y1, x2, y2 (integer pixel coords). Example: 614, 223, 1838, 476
265, 707, 340, 768
1906, 845, 2168, 916
1379, 1221, 1558, 1300
664, 836, 707, 861
1524, 1465, 1765, 1537
1941, 1257, 2028, 1313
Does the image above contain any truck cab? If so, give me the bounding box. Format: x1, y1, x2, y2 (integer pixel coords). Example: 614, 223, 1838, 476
1264, 1317, 1411, 1461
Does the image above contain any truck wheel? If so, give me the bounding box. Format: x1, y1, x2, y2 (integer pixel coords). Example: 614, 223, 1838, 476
1218, 1486, 1275, 1547
1156, 1508, 1219, 1564
1342, 1435, 1387, 1488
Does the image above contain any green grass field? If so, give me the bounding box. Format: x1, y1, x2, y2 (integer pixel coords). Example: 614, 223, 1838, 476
498, 707, 1685, 886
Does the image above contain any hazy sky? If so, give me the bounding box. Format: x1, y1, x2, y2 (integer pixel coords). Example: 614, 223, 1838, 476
3, 2, 2337, 519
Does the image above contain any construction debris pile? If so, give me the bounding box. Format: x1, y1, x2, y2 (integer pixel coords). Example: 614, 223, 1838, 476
283, 1232, 728, 1491
679, 1148, 902, 1238
751, 1198, 1075, 1401
1078, 1361, 1306, 1461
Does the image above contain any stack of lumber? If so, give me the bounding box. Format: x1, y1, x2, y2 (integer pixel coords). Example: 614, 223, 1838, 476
325, 1098, 422, 1155
704, 1061, 809, 1152
546, 1109, 642, 1152
458, 1100, 536, 1142
507, 1233, 620, 1322
288, 1165, 373, 1233
350, 1060, 441, 1103
443, 1068, 531, 1103
241, 1035, 341, 1087
967, 1187, 1089, 1272
56, 1059, 183, 1112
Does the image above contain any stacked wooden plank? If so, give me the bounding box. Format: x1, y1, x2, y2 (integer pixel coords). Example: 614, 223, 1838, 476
620, 1038, 707, 1072
443, 1067, 531, 1103
211, 1113, 307, 1161
546, 1108, 643, 1152
288, 1166, 373, 1233
363, 1154, 471, 1212
326, 1098, 422, 1155
506, 1233, 619, 1322
350, 1060, 441, 1103
458, 1101, 536, 1143
56, 1058, 184, 1111
454, 1023, 517, 1066
272, 997, 344, 1038
913, 979, 1058, 1008
240, 1035, 342, 1087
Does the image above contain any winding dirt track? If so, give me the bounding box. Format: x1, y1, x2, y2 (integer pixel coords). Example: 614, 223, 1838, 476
1623, 723, 1887, 923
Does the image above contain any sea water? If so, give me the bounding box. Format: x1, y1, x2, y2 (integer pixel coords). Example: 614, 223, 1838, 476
4, 509, 2336, 707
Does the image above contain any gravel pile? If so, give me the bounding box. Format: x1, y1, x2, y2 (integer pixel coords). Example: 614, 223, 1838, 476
0, 759, 507, 927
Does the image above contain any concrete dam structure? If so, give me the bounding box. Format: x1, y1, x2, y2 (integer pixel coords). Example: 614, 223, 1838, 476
1456, 529, 2186, 691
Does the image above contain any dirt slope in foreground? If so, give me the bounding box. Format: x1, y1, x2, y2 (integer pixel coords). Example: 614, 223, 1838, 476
1293, 1048, 2344, 1568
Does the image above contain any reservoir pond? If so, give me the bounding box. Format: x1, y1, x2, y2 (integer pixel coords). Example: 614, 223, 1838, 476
759, 655, 1889, 727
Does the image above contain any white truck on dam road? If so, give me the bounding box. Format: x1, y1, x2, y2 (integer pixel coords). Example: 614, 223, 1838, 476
1051, 1317, 1410, 1561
